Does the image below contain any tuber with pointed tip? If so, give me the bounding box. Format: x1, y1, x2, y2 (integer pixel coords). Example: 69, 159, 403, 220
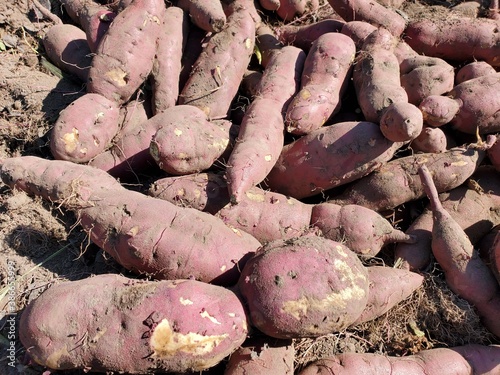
418, 163, 500, 337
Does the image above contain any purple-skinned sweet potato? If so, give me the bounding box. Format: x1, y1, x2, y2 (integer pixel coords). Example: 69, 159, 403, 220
20, 274, 249, 373
237, 236, 369, 338
264, 121, 403, 199
50, 93, 120, 163
0, 156, 261, 285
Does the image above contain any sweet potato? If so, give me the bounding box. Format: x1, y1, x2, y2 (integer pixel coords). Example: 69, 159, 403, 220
224, 336, 294, 374
487, 134, 500, 172
399, 55, 455, 106
489, 231, 500, 284
330, 140, 493, 212
298, 345, 500, 374
351, 266, 424, 325
327, 0, 407, 37
354, 28, 423, 142
411, 126, 447, 153
285, 32, 356, 135
43, 24, 92, 82
50, 93, 120, 163
150, 6, 188, 114
311, 203, 415, 257
225, 46, 306, 202
264, 121, 402, 199
149, 106, 234, 175
258, 0, 280, 11
176, 0, 226, 33
0, 156, 260, 285
20, 274, 248, 373
404, 16, 500, 67
254, 23, 283, 68
340, 20, 376, 49
178, 24, 207, 92
395, 166, 500, 271
419, 73, 500, 134
418, 164, 500, 337
87, 0, 165, 104
237, 236, 369, 338
455, 61, 497, 85
275, 0, 320, 21
178, 3, 256, 118
274, 19, 345, 52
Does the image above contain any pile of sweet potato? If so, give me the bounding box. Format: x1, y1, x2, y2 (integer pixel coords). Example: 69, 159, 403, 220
3, 0, 500, 373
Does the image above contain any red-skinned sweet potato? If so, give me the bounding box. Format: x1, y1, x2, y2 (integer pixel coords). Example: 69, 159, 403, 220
395, 166, 500, 271
275, 0, 320, 21
351, 266, 424, 325
238, 236, 370, 338
327, 0, 407, 37
50, 93, 120, 163
455, 61, 497, 85
43, 24, 92, 82
419, 164, 500, 337
264, 121, 403, 199
150, 6, 188, 114
404, 16, 500, 67
225, 46, 306, 202
419, 73, 500, 134
285, 32, 356, 135
176, 0, 226, 33
224, 336, 294, 374
330, 140, 493, 212
488, 231, 500, 284
340, 20, 377, 49
411, 126, 447, 153
0, 156, 260, 285
20, 274, 249, 373
87, 0, 165, 104
178, 3, 256, 118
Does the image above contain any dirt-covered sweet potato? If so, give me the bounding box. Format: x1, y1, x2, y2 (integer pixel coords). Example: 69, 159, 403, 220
455, 61, 497, 85
298, 345, 500, 374
340, 20, 377, 49
224, 336, 294, 374
327, 0, 406, 37
87, 0, 165, 104
176, 0, 226, 33
20, 274, 248, 373
311, 203, 415, 257
0, 156, 260, 285
50, 93, 120, 163
178, 3, 255, 118
330, 140, 493, 212
285, 32, 356, 135
351, 266, 424, 325
237, 236, 369, 338
225, 46, 306, 202
404, 16, 500, 67
149, 106, 234, 175
264, 121, 403, 199
275, 0, 320, 21
150, 6, 188, 114
411, 126, 447, 153
399, 55, 455, 106
488, 231, 500, 284
274, 18, 345, 52
395, 166, 500, 271
419, 73, 500, 134
354, 28, 423, 142
43, 24, 92, 82
419, 164, 500, 337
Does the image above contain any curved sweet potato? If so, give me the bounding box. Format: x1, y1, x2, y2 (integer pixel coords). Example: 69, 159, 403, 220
264, 121, 402, 199
238, 236, 369, 338
50, 93, 120, 163
0, 156, 261, 285
276, 0, 320, 21
176, 0, 226, 32
285, 32, 356, 135
20, 275, 248, 373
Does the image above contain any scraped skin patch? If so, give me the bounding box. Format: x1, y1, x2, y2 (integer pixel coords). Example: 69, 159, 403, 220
150, 319, 228, 358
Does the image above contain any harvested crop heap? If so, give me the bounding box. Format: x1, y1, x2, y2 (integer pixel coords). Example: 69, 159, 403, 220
1, 0, 500, 373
